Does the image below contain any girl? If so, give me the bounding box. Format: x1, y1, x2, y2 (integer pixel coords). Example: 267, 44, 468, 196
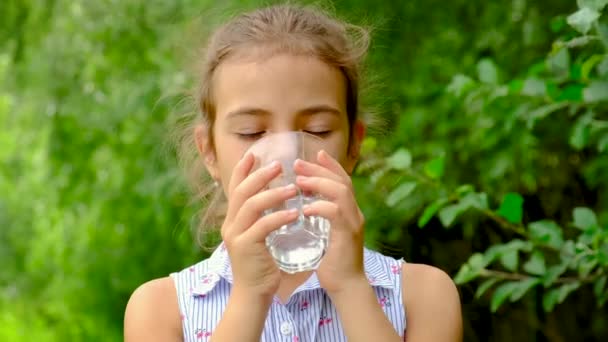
125, 4, 462, 342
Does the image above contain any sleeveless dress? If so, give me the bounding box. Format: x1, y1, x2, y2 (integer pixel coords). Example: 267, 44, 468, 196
170, 243, 407, 341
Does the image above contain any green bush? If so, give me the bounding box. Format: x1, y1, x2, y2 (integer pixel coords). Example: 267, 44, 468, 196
360, 0, 608, 312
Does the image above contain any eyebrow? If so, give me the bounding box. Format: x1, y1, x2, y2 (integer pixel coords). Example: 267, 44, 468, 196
225, 104, 342, 120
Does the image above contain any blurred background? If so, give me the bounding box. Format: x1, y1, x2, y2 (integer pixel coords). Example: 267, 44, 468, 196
1, 0, 607, 341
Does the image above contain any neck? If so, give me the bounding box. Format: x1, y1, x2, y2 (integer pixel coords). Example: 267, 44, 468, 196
275, 270, 314, 304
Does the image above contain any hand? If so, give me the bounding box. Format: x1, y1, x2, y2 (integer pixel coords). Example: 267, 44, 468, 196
294, 150, 368, 295
221, 153, 299, 299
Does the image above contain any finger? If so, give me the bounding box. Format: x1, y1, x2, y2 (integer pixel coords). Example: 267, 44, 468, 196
230, 184, 298, 235
304, 199, 365, 235
317, 150, 350, 180
302, 200, 339, 221
227, 152, 255, 195
227, 160, 282, 218
296, 175, 352, 202
293, 158, 344, 185
240, 208, 300, 242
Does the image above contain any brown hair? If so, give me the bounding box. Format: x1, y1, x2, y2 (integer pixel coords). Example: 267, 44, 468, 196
172, 3, 373, 245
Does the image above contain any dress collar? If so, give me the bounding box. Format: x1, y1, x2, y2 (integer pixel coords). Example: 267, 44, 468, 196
191, 242, 398, 297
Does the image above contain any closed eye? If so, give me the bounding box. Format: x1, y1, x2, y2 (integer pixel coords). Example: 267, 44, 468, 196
304, 130, 332, 137
236, 131, 265, 140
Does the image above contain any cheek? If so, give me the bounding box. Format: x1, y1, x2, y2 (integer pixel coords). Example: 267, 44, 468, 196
325, 132, 351, 167
214, 136, 253, 182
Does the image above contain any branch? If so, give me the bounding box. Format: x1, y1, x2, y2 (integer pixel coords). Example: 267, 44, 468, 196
482, 209, 528, 236
479, 268, 603, 284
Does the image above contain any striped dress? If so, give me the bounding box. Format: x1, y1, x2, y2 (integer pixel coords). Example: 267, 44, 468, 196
170, 243, 407, 341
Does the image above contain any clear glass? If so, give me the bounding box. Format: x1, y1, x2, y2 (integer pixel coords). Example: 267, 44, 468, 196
246, 131, 330, 274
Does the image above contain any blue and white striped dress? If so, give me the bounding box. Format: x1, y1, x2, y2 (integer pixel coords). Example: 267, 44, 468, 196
170, 243, 407, 341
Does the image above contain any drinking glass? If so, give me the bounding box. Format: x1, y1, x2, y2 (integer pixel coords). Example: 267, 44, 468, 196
246, 131, 330, 273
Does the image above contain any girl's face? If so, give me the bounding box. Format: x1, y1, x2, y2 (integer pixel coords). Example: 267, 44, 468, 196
196, 54, 364, 194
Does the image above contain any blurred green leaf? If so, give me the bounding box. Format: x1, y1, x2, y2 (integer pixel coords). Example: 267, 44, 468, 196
547, 47, 570, 76
424, 156, 445, 179
487, 240, 534, 268
570, 112, 593, 150
476, 278, 500, 298
510, 277, 541, 301
600, 292, 608, 307
577, 0, 608, 11
543, 287, 561, 312
417, 197, 448, 228
556, 84, 584, 102
523, 251, 546, 275
483, 244, 505, 265
529, 220, 565, 249
455, 184, 475, 196
598, 133, 608, 152
560, 241, 577, 262
558, 282, 582, 302
469, 252, 488, 269
455, 263, 481, 285
438, 203, 465, 227
573, 207, 598, 229
567, 7, 601, 34
496, 192, 524, 224
581, 54, 606, 80
386, 148, 412, 170
521, 77, 547, 97
447, 74, 475, 97
543, 262, 569, 287
595, 275, 607, 297
505, 239, 534, 254
562, 35, 597, 49
583, 81, 608, 102
571, 62, 583, 80
500, 250, 519, 272
578, 255, 598, 277
491, 282, 518, 312
543, 282, 582, 311
551, 16, 568, 33
527, 102, 569, 127
461, 192, 489, 210
477, 58, 499, 84
508, 79, 524, 93
385, 182, 417, 207
360, 137, 377, 156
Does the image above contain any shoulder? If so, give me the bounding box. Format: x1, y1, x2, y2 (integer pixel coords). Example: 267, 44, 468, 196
401, 263, 463, 341
124, 277, 182, 342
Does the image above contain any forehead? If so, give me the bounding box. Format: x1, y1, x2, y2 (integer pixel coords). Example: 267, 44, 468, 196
211, 54, 347, 121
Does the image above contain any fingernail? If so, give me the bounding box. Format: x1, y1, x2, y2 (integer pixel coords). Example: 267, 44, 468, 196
299, 175, 312, 183
268, 161, 280, 169
284, 184, 297, 192
302, 205, 313, 216
287, 208, 299, 216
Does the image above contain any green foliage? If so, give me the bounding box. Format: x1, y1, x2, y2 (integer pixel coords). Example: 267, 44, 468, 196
0, 0, 211, 340
449, 1, 608, 313
357, 0, 608, 330
496, 192, 524, 224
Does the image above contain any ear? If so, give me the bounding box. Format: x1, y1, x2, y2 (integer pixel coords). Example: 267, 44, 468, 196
194, 124, 220, 181
345, 119, 366, 174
